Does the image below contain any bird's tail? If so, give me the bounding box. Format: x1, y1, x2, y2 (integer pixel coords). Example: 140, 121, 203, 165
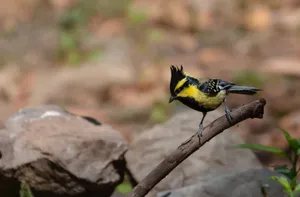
227, 85, 262, 95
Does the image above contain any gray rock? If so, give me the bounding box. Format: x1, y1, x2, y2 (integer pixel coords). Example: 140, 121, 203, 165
157, 168, 287, 197
111, 191, 126, 197
125, 109, 262, 197
0, 105, 128, 197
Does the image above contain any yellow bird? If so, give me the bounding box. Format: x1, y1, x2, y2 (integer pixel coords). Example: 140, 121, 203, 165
168, 65, 261, 138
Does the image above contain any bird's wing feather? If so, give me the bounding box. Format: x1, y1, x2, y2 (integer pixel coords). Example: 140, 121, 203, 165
198, 78, 235, 95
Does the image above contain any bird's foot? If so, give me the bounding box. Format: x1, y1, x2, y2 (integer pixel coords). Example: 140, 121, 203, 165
225, 108, 233, 123
198, 124, 203, 138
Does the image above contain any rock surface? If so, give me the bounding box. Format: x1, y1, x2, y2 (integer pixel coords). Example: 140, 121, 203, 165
0, 105, 128, 197
125, 109, 262, 197
157, 168, 286, 197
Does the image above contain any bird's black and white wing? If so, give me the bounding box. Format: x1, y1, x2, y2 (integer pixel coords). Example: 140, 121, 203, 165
199, 79, 234, 95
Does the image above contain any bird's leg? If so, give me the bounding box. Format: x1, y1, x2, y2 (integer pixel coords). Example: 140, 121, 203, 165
223, 98, 232, 123
198, 112, 207, 138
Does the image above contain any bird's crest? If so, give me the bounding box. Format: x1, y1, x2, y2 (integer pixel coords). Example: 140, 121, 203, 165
170, 65, 186, 94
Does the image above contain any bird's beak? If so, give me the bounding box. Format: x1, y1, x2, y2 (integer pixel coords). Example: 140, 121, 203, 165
169, 96, 176, 103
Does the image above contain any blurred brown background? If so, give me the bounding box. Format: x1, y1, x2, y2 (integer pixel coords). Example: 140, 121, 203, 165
0, 0, 300, 167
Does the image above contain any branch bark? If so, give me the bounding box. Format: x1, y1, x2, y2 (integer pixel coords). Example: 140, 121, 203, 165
126, 98, 267, 197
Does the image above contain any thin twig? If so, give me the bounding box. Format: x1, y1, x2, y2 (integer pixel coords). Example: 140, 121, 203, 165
126, 99, 267, 197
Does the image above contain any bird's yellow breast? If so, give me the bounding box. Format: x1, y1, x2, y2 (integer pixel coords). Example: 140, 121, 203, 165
177, 85, 226, 110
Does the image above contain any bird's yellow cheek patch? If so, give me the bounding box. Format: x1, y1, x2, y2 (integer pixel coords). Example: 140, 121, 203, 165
177, 85, 199, 98
174, 78, 187, 92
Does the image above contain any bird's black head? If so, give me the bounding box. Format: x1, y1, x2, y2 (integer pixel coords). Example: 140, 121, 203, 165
169, 65, 186, 103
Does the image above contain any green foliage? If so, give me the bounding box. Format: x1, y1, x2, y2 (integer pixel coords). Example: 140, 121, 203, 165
232, 70, 264, 88
127, 7, 148, 26
234, 144, 287, 158
147, 29, 164, 42
271, 176, 294, 196
57, 2, 89, 65
150, 100, 169, 123
96, 0, 131, 18
116, 182, 133, 194
86, 50, 104, 62
59, 0, 130, 26
294, 184, 300, 194
60, 31, 78, 50
57, 0, 130, 65
115, 174, 133, 195
235, 128, 300, 197
20, 181, 34, 197
274, 165, 292, 178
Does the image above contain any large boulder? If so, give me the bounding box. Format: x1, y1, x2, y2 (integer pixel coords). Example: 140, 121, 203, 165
125, 109, 262, 197
157, 168, 286, 197
0, 105, 128, 197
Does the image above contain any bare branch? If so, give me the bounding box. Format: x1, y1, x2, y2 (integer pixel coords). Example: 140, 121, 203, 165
126, 99, 267, 197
